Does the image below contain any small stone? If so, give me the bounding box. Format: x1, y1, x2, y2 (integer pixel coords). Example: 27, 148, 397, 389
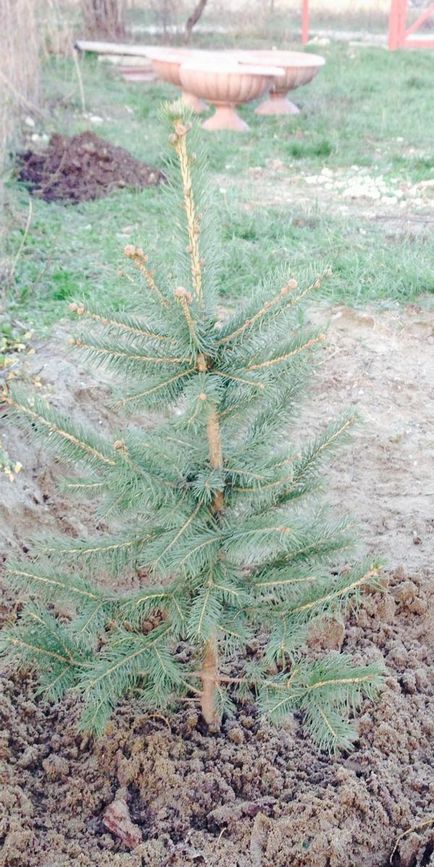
0, 729, 11, 760
238, 714, 255, 730
409, 596, 428, 615
400, 671, 416, 694
308, 615, 345, 651
376, 594, 396, 623
246, 638, 260, 654
386, 641, 407, 667
396, 580, 417, 605
227, 726, 245, 745
185, 710, 199, 730
50, 734, 62, 752
414, 668, 429, 691
18, 746, 39, 769
42, 753, 69, 780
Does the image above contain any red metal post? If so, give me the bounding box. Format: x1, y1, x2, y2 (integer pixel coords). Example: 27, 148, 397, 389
301, 0, 309, 44
388, 0, 407, 50
388, 0, 434, 49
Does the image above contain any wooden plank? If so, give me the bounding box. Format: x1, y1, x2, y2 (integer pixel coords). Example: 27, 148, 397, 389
75, 40, 154, 58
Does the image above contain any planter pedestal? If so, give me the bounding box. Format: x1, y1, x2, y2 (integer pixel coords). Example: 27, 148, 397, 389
255, 92, 300, 115
202, 104, 249, 132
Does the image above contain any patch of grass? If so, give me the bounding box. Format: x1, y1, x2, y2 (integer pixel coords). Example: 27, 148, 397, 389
391, 154, 434, 182
2, 43, 434, 333
218, 205, 434, 304
285, 139, 334, 160
5, 184, 433, 333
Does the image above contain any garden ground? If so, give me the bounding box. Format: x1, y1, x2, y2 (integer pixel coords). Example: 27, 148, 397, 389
0, 38, 433, 867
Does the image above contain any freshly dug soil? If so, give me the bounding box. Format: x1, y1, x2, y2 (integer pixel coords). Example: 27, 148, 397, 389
0, 305, 433, 867
17, 132, 163, 203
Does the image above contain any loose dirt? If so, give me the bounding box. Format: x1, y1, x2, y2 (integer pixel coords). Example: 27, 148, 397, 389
17, 132, 164, 204
0, 304, 433, 867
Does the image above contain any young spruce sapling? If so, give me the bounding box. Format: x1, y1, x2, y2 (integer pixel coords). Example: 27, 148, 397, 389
1, 106, 383, 751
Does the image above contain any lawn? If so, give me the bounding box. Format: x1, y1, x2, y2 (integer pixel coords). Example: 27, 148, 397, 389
2, 41, 434, 335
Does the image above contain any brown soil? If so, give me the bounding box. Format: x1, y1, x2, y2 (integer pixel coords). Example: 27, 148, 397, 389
0, 305, 433, 867
17, 132, 164, 204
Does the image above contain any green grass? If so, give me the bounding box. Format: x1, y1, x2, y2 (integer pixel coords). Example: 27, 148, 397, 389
2, 43, 434, 332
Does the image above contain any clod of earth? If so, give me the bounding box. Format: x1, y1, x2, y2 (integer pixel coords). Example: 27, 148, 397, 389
17, 131, 164, 204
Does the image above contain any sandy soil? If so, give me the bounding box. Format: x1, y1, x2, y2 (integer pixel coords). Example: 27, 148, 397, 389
0, 303, 433, 867
220, 161, 434, 237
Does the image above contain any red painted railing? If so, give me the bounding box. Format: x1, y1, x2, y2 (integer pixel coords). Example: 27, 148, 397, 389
388, 0, 434, 50
300, 0, 434, 50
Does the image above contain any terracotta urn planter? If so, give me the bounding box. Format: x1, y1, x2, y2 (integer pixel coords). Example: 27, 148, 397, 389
145, 47, 209, 112
179, 60, 284, 132
238, 50, 325, 115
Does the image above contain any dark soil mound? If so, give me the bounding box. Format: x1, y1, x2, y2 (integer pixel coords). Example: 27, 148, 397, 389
18, 131, 163, 203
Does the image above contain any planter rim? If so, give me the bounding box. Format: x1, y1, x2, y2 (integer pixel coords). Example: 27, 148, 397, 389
145, 46, 212, 59
180, 60, 285, 77
238, 50, 325, 68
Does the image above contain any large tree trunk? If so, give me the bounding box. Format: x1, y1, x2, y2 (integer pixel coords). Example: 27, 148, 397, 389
184, 0, 209, 42
82, 0, 126, 38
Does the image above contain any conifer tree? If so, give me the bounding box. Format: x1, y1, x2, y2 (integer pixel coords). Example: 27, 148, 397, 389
0, 106, 383, 752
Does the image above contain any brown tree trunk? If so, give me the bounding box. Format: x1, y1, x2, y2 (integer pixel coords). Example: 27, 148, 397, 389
200, 635, 220, 726
82, 0, 126, 38
199, 404, 224, 726
184, 0, 209, 42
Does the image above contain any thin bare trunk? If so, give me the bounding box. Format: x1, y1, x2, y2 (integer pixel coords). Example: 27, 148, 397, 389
200, 635, 220, 725
81, 0, 126, 38
199, 403, 224, 725
196, 354, 224, 724
206, 408, 224, 512
184, 0, 209, 42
